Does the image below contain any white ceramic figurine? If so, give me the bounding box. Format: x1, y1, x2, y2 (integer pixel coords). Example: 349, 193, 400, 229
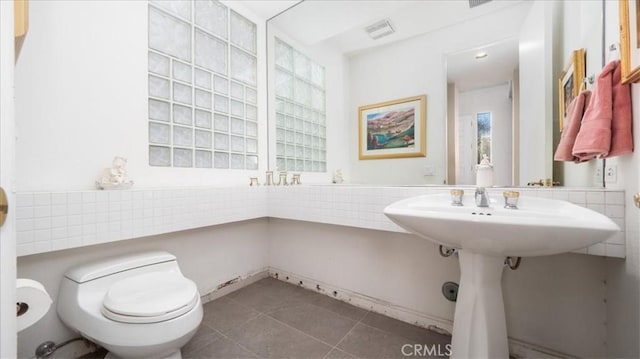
96, 156, 133, 190
332, 169, 344, 184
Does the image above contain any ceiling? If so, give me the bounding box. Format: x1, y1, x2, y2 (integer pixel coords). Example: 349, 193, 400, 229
261, 0, 532, 92
447, 37, 520, 92
233, 0, 300, 21
268, 0, 528, 54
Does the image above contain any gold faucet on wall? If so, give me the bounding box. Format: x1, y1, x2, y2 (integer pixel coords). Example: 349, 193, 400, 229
527, 178, 560, 187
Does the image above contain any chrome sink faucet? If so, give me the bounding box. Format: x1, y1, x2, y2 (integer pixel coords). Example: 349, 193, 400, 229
475, 187, 489, 207
475, 155, 492, 208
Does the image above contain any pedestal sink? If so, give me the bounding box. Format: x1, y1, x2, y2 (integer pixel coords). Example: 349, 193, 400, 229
384, 193, 620, 359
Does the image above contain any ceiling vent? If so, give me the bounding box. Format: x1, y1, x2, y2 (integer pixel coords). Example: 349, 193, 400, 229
365, 19, 395, 40
469, 0, 492, 8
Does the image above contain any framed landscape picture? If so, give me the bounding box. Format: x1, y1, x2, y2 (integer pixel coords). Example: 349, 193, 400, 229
358, 95, 427, 160
620, 0, 640, 83
558, 48, 585, 131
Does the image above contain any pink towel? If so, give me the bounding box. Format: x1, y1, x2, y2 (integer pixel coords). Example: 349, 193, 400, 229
573, 60, 634, 161
607, 60, 633, 157
554, 90, 591, 161
572, 61, 616, 162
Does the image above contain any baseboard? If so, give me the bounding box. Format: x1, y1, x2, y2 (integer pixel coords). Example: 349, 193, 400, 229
200, 268, 270, 304
508, 338, 575, 359
267, 267, 455, 334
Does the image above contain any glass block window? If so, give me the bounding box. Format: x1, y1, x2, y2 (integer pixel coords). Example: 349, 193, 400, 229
274, 38, 326, 172
148, 0, 258, 169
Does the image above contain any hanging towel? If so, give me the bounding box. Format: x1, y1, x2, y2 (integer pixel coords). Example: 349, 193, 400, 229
554, 90, 591, 161
607, 60, 633, 157
572, 60, 617, 162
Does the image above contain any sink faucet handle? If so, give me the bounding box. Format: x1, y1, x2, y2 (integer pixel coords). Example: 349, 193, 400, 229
450, 189, 464, 206
503, 191, 519, 198
503, 191, 520, 209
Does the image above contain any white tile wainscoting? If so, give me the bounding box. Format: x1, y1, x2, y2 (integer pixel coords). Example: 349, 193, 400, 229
15, 185, 626, 258
15, 187, 268, 256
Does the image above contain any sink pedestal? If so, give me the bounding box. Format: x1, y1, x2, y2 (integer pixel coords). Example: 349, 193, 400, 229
451, 251, 509, 359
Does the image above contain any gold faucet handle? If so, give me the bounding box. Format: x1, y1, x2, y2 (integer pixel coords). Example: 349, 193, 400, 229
450, 189, 464, 206
503, 191, 520, 198
503, 191, 520, 209
450, 189, 464, 196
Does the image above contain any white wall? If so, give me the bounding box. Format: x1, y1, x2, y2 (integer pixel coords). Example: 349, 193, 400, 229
0, 1, 17, 357
268, 219, 608, 357
556, 0, 603, 187
549, 2, 640, 353
457, 84, 513, 186
603, 0, 640, 356
518, 1, 556, 186
347, 4, 531, 185
558, 0, 640, 355
268, 219, 459, 321
16, 219, 269, 358
14, 1, 269, 192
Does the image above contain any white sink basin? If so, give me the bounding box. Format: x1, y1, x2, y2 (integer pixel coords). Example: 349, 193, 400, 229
384, 193, 620, 257
384, 192, 620, 359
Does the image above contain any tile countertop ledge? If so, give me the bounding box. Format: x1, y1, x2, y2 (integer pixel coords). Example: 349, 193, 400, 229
15, 185, 626, 258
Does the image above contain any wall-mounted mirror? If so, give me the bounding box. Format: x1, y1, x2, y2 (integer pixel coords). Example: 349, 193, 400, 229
446, 38, 519, 185
266, 0, 606, 187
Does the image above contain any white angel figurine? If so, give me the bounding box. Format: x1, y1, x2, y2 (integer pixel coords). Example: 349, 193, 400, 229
96, 156, 134, 190
332, 169, 344, 184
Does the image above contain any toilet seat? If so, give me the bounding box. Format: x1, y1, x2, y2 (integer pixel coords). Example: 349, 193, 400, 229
101, 271, 199, 324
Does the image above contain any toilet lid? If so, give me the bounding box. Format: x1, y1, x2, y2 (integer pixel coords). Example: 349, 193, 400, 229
102, 271, 199, 324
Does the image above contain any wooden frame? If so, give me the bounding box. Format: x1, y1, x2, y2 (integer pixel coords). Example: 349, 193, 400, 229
358, 95, 426, 160
620, 0, 640, 83
14, 0, 29, 61
558, 48, 585, 131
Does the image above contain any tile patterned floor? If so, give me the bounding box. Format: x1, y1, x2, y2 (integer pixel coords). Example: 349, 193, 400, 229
182, 277, 451, 359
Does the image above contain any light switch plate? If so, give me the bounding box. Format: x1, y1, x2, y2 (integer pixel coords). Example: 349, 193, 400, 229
605, 164, 617, 183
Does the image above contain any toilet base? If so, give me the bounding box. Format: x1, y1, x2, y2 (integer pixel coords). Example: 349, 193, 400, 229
105, 349, 182, 359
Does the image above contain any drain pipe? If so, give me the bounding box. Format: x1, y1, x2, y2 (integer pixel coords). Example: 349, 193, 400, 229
439, 245, 521, 270
439, 245, 456, 257
504, 256, 522, 270
33, 338, 87, 359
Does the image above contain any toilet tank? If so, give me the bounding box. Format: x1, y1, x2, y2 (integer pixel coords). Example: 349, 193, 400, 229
64, 251, 178, 283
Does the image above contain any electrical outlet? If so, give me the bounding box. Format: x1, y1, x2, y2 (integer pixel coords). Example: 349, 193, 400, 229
594, 166, 603, 181
424, 165, 435, 176
605, 164, 617, 183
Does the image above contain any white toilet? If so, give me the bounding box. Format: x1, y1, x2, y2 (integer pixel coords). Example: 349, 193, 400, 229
57, 251, 203, 359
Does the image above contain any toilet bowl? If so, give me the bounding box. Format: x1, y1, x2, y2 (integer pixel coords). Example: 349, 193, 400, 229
57, 251, 203, 359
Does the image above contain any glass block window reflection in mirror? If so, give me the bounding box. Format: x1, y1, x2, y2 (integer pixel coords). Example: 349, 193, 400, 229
148, 0, 258, 170
274, 38, 326, 172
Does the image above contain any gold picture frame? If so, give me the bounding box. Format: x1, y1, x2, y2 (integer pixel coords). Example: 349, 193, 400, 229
620, 0, 640, 83
558, 48, 586, 132
358, 95, 426, 160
